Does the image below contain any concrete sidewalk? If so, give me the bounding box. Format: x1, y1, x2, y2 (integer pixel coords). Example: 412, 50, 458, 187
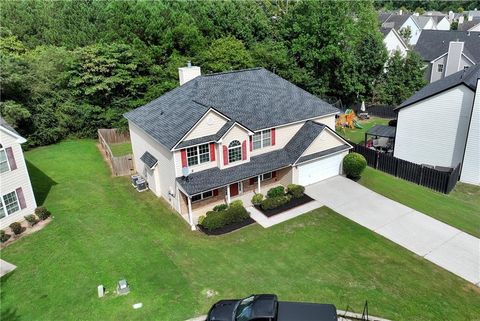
306, 176, 480, 286
0, 259, 17, 278
249, 200, 322, 228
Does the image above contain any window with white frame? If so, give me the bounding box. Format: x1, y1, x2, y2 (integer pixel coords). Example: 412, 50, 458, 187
253, 172, 273, 182
252, 129, 271, 150
228, 140, 242, 163
437, 64, 444, 73
0, 198, 5, 219
186, 144, 210, 167
0, 147, 10, 173
191, 190, 213, 202
2, 191, 19, 216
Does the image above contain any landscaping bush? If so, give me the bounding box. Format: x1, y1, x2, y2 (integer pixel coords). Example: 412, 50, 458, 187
266, 186, 285, 198
251, 193, 264, 205
198, 215, 206, 225
200, 201, 250, 231
261, 195, 292, 210
35, 206, 51, 220
343, 152, 367, 179
24, 214, 39, 226
212, 204, 228, 212
287, 184, 305, 198
9, 222, 23, 235
0, 230, 11, 243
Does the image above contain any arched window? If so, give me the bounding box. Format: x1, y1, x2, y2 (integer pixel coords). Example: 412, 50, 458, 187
228, 140, 242, 163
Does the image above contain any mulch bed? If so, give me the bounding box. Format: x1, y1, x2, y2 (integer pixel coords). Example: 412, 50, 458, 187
197, 217, 256, 236
254, 194, 314, 217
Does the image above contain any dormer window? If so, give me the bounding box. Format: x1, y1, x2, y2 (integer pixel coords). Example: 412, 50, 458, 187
252, 129, 272, 150
186, 144, 210, 167
228, 140, 242, 163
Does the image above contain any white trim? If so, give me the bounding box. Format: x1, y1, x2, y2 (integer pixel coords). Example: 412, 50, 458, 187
462, 53, 475, 65
186, 143, 211, 167
191, 190, 214, 203
294, 148, 350, 166
0, 147, 11, 174
430, 52, 448, 63
390, 28, 409, 49
0, 190, 21, 218
252, 112, 339, 132
252, 129, 272, 150
171, 108, 231, 151
0, 127, 27, 144
217, 122, 253, 143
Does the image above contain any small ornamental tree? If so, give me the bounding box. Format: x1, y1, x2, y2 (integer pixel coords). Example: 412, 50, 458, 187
343, 153, 367, 179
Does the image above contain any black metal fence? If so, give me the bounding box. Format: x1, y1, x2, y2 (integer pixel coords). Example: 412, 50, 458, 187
349, 143, 461, 194
352, 104, 397, 119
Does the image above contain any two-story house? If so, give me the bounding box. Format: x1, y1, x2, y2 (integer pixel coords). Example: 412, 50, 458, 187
0, 117, 37, 229
124, 67, 351, 229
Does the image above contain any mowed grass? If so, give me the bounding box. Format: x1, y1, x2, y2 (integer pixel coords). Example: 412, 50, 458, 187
109, 142, 132, 157
336, 117, 391, 143
1, 140, 479, 321
359, 167, 480, 238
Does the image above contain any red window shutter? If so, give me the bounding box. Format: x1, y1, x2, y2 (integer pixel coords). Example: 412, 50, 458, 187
242, 140, 247, 160
5, 147, 17, 170
209, 143, 215, 161
181, 149, 187, 167
249, 178, 255, 185
15, 187, 26, 209
249, 136, 252, 151
272, 171, 277, 178
271, 128, 276, 146
213, 189, 218, 197
223, 145, 228, 165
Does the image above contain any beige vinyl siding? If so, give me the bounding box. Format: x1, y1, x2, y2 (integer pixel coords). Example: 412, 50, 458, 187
394, 85, 474, 168
0, 130, 37, 229
184, 110, 228, 141
302, 128, 346, 156
460, 81, 480, 185
250, 115, 336, 157
220, 124, 250, 169
173, 144, 218, 177
129, 121, 179, 210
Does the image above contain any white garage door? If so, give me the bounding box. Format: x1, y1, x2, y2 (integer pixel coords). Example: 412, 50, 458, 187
297, 152, 345, 186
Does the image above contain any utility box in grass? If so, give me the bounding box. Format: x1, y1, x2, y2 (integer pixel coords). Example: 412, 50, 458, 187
117, 279, 130, 295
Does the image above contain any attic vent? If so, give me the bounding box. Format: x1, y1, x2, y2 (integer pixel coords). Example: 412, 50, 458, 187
160, 111, 164, 115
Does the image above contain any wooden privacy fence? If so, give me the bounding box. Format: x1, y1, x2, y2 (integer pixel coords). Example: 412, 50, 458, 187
349, 143, 461, 194
98, 129, 135, 176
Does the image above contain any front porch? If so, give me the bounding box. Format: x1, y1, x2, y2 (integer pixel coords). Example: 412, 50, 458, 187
178, 167, 292, 226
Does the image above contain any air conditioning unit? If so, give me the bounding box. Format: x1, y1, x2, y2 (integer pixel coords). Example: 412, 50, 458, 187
131, 175, 141, 187
136, 178, 148, 192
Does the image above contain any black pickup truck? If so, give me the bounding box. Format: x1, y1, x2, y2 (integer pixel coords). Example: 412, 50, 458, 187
206, 294, 337, 321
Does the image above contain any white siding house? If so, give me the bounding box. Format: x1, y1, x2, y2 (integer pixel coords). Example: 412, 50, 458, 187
394, 66, 480, 185
0, 118, 37, 229
381, 28, 408, 57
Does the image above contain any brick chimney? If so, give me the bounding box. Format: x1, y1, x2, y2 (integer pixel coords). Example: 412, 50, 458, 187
178, 61, 201, 86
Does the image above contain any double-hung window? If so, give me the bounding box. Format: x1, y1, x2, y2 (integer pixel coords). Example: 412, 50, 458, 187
191, 190, 213, 203
0, 198, 5, 219
2, 191, 19, 216
187, 144, 210, 167
0, 147, 10, 173
437, 64, 444, 73
228, 140, 242, 163
252, 129, 272, 150
253, 172, 273, 183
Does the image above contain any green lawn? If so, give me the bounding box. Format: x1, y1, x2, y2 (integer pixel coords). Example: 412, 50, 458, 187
109, 142, 132, 157
336, 117, 391, 143
1, 140, 479, 321
359, 167, 480, 238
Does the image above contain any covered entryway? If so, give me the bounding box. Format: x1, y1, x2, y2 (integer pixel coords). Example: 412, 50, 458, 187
297, 153, 345, 186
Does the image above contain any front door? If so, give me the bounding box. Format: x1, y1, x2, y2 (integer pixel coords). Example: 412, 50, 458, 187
229, 183, 239, 197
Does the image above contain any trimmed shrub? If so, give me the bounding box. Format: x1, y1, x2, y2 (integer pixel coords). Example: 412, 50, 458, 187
266, 186, 285, 198
198, 215, 206, 225
24, 214, 39, 226
287, 184, 305, 198
9, 222, 23, 235
35, 206, 51, 220
0, 230, 11, 243
200, 201, 250, 231
251, 193, 264, 205
343, 152, 367, 179
212, 204, 228, 212
261, 195, 292, 210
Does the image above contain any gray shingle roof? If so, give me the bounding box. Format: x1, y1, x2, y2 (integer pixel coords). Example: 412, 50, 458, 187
414, 30, 480, 63
177, 121, 350, 195
176, 121, 235, 149
140, 151, 158, 169
411, 15, 433, 29
0, 116, 21, 137
296, 145, 350, 165
397, 64, 480, 110
458, 18, 480, 31
124, 68, 339, 150
380, 14, 412, 30
366, 125, 396, 138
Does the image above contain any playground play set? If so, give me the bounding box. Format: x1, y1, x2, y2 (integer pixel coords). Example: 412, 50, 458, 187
336, 109, 364, 129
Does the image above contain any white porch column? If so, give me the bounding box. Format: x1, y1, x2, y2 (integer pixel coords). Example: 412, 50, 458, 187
187, 196, 196, 231
226, 185, 231, 204
257, 175, 261, 193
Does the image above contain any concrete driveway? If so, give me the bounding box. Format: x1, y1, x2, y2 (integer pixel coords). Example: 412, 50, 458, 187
306, 176, 480, 286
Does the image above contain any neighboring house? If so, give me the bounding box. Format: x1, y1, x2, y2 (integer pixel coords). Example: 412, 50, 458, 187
414, 30, 480, 83
394, 65, 480, 186
379, 13, 422, 45
380, 27, 409, 57
429, 15, 451, 30
411, 15, 436, 30
124, 67, 351, 229
458, 17, 480, 31
0, 117, 37, 229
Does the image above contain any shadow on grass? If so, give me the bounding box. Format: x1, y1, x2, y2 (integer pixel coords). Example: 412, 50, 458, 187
26, 160, 57, 206
0, 272, 21, 321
